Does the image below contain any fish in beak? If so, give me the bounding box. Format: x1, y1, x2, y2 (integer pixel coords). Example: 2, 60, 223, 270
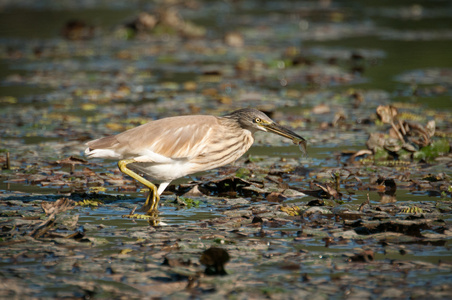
263, 122, 307, 156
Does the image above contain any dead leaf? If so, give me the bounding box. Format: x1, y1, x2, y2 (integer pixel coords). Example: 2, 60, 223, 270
366, 133, 386, 151
182, 185, 205, 197
377, 105, 398, 124
224, 31, 244, 48
314, 183, 341, 200
426, 120, 436, 137
350, 149, 372, 161
312, 103, 330, 114
163, 256, 191, 267
280, 205, 301, 216
41, 198, 76, 216
266, 192, 287, 203
200, 247, 230, 276
30, 198, 76, 238
348, 249, 374, 262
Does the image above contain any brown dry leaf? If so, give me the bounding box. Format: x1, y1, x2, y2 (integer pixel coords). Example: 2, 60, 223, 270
350, 149, 372, 161
348, 249, 374, 262
159, 7, 183, 28
376, 105, 398, 124
266, 192, 287, 203
29, 198, 76, 238
182, 185, 205, 197
224, 32, 244, 48
162, 256, 192, 267
41, 198, 76, 216
315, 183, 341, 200
312, 103, 330, 114
406, 122, 432, 147
217, 95, 233, 105
134, 12, 158, 31
426, 120, 436, 137
183, 81, 197, 91
384, 138, 402, 152
389, 127, 402, 140
83, 167, 97, 177
366, 133, 386, 151
202, 88, 219, 97
332, 112, 347, 127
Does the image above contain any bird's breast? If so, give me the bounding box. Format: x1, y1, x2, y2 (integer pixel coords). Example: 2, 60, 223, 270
187, 129, 254, 174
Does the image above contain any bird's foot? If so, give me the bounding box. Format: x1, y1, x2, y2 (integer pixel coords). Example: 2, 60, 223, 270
136, 192, 160, 213
122, 206, 160, 225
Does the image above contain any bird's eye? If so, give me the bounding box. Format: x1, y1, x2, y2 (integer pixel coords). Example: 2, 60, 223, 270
254, 118, 261, 123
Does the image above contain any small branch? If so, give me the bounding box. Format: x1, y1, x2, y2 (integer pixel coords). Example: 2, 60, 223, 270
390, 121, 405, 142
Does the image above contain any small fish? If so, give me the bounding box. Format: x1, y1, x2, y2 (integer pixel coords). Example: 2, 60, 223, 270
293, 138, 307, 157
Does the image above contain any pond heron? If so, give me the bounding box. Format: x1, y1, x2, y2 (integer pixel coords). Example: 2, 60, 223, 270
85, 108, 306, 215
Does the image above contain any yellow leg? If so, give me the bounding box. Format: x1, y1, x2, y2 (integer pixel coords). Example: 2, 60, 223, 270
118, 159, 161, 214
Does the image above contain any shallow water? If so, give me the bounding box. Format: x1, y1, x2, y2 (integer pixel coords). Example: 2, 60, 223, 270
1, 0, 451, 298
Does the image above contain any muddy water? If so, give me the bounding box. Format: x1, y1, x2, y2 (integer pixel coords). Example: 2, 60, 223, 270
1, 1, 451, 298
1, 0, 450, 203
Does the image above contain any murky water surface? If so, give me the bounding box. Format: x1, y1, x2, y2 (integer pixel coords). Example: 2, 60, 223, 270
1, 0, 452, 298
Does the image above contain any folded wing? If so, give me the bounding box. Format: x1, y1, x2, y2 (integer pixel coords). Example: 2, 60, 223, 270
85, 115, 219, 163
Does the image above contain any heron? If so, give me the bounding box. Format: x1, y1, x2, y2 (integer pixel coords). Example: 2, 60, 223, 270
85, 108, 306, 217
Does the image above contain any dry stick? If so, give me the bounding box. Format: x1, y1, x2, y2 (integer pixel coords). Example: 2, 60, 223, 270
358, 193, 371, 212
130, 206, 137, 215
5, 152, 10, 170
398, 119, 407, 135
335, 172, 340, 192
29, 213, 57, 238
391, 121, 405, 142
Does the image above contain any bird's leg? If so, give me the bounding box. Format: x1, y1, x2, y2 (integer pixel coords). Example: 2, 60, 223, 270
138, 190, 159, 212
118, 159, 160, 216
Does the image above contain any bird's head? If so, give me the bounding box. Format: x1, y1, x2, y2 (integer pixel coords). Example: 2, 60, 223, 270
228, 108, 307, 155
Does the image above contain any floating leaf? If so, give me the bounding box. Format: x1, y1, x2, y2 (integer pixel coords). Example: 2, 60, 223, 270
176, 197, 200, 209
414, 139, 450, 161
401, 206, 424, 214
77, 199, 103, 207
89, 186, 107, 193
280, 205, 301, 216
41, 198, 75, 216
119, 248, 133, 255
235, 167, 251, 179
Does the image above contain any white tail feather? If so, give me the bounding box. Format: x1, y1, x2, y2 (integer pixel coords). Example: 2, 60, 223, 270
84, 148, 122, 159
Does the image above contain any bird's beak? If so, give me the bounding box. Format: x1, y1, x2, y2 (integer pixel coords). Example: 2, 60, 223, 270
263, 122, 307, 155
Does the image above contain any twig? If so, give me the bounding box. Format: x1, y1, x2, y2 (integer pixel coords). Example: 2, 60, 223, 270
391, 121, 405, 142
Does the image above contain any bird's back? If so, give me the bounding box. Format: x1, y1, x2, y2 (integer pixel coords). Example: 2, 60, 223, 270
86, 115, 219, 160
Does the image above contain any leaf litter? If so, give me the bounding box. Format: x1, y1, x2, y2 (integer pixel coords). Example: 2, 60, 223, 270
1, 0, 452, 299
